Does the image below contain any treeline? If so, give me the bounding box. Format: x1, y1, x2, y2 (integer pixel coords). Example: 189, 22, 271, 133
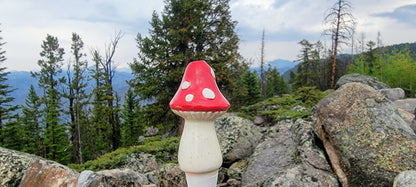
348, 42, 416, 96
290, 38, 416, 96
0, 0, 288, 165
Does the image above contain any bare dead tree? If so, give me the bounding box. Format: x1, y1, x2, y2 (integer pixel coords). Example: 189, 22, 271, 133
260, 29, 266, 97
323, 0, 357, 88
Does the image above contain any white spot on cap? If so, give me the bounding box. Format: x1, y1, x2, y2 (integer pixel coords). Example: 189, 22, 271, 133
211, 67, 215, 78
181, 81, 191, 90
185, 94, 194, 102
202, 88, 215, 99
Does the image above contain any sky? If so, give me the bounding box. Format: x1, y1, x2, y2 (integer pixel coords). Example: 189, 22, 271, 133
0, 0, 415, 71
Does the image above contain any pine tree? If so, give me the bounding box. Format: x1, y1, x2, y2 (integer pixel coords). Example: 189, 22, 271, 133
265, 66, 287, 97
89, 33, 122, 154
242, 70, 261, 105
293, 39, 323, 90
121, 88, 144, 146
90, 50, 111, 157
21, 85, 44, 156
32, 34, 70, 164
0, 25, 21, 149
66, 33, 89, 164
130, 0, 245, 132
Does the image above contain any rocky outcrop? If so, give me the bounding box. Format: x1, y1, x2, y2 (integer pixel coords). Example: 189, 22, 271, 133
242, 119, 339, 186
380, 88, 405, 101
393, 170, 416, 187
215, 114, 264, 164
0, 147, 40, 186
335, 73, 390, 90
156, 164, 186, 187
20, 159, 79, 187
77, 169, 146, 187
315, 82, 416, 186
394, 98, 416, 115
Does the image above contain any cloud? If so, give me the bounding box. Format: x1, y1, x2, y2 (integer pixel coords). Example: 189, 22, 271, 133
231, 0, 327, 42
373, 4, 416, 27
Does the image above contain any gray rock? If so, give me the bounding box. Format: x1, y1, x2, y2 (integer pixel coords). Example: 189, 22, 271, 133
242, 119, 338, 187
335, 73, 390, 90
380, 88, 405, 101
123, 153, 159, 174
394, 170, 416, 187
144, 126, 159, 137
77, 169, 146, 187
156, 163, 186, 187
227, 159, 247, 181
397, 108, 415, 125
253, 116, 265, 125
316, 82, 416, 186
394, 98, 416, 115
215, 115, 264, 164
0, 147, 39, 186
77, 170, 94, 187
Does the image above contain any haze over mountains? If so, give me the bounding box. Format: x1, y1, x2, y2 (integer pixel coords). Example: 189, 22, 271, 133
7, 60, 298, 106
8, 69, 133, 106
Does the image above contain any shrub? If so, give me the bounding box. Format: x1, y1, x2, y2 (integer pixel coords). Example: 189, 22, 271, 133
68, 136, 180, 172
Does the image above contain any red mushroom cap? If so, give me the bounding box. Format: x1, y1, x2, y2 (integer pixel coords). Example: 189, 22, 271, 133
169, 60, 230, 112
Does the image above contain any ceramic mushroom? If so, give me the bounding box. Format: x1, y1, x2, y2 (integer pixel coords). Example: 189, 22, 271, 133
169, 60, 230, 187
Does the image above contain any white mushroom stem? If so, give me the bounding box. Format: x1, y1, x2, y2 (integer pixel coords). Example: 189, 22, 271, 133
173, 110, 224, 187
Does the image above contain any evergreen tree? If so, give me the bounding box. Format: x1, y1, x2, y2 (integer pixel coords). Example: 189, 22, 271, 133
293, 40, 325, 90
242, 70, 261, 105
0, 25, 21, 149
66, 33, 89, 164
21, 85, 44, 156
32, 34, 70, 164
121, 88, 143, 147
265, 66, 287, 97
90, 50, 112, 157
130, 0, 246, 132
89, 33, 122, 155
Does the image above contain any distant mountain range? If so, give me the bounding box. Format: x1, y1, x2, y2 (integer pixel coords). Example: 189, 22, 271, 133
7, 59, 301, 107
7, 69, 133, 106
251, 59, 299, 74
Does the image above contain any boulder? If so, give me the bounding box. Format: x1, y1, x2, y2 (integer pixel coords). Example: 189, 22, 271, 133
380, 88, 405, 101
144, 126, 159, 137
123, 153, 159, 174
315, 82, 416, 186
393, 170, 416, 187
20, 159, 79, 187
335, 73, 390, 90
77, 169, 146, 187
215, 115, 264, 164
156, 164, 186, 187
397, 108, 415, 125
394, 98, 416, 115
0, 147, 40, 186
253, 116, 265, 126
227, 159, 247, 181
242, 119, 339, 186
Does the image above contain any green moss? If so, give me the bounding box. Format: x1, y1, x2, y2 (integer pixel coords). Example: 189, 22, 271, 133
68, 136, 180, 172
237, 95, 314, 123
